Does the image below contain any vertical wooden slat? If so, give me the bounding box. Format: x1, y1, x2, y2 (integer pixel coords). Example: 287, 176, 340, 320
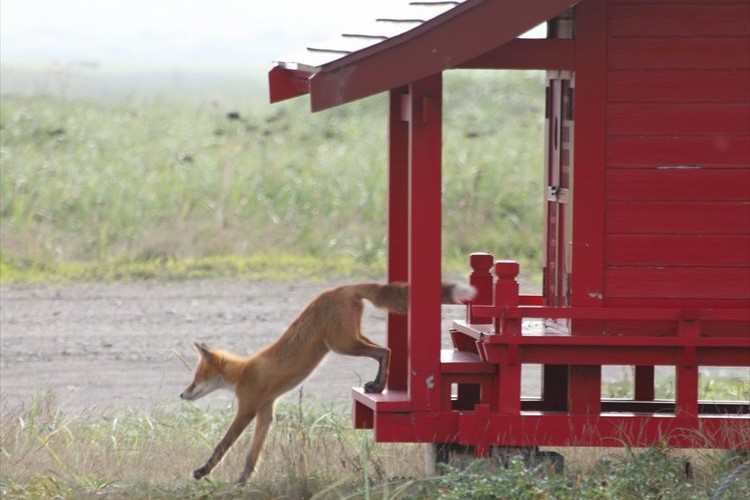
542, 365, 569, 411
568, 366, 602, 415
407, 73, 443, 410
387, 86, 410, 392
634, 366, 655, 401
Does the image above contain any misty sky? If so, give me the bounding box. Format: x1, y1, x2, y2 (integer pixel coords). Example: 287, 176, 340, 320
0, 0, 401, 66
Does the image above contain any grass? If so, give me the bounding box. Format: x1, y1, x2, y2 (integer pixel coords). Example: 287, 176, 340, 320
1, 69, 546, 283
0, 253, 384, 284
0, 392, 422, 499
1, 392, 749, 499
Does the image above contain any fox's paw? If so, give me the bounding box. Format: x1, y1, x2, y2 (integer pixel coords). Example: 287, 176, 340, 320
364, 381, 384, 394
193, 466, 211, 480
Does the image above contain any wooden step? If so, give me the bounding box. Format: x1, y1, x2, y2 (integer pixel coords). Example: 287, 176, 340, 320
440, 349, 496, 374
351, 387, 411, 412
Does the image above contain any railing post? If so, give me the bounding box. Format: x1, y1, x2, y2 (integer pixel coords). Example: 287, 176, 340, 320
494, 260, 522, 414
468, 252, 494, 324
494, 260, 521, 336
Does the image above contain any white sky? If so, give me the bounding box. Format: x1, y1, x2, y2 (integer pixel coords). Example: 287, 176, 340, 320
0, 0, 401, 66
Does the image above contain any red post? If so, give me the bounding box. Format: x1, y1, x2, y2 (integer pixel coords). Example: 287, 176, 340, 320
468, 252, 495, 323
493, 261, 521, 335
570, 0, 606, 309
568, 366, 601, 415
494, 261, 522, 414
407, 73, 443, 411
387, 86, 410, 392
565, 0, 607, 419
676, 317, 700, 420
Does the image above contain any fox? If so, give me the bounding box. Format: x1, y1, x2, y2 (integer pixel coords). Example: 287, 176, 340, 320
180, 281, 476, 484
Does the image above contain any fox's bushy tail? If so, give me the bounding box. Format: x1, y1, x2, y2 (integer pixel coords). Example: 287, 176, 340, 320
352, 282, 476, 314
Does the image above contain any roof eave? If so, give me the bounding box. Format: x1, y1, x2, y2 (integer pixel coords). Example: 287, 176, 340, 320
268, 65, 315, 104
269, 0, 579, 111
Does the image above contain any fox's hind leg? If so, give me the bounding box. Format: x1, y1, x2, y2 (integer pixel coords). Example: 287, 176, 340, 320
329, 334, 391, 393
360, 338, 391, 394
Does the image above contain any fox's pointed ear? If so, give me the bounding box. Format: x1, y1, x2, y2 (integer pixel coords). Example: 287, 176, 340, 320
193, 342, 211, 358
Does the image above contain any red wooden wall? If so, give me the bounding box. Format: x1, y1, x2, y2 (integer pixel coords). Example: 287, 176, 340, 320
603, 0, 750, 310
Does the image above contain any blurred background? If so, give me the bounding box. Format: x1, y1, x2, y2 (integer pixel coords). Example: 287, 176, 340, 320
1, 0, 546, 283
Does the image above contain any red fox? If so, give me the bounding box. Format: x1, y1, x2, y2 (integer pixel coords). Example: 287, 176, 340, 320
180, 281, 475, 484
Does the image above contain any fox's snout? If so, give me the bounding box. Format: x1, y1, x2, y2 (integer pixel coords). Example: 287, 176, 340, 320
180, 374, 228, 401
180, 382, 198, 400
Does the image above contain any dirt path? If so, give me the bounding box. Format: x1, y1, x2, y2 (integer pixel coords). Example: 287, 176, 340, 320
0, 279, 471, 414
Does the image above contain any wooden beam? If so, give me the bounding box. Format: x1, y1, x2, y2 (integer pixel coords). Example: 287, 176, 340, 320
268, 66, 312, 103
458, 38, 576, 70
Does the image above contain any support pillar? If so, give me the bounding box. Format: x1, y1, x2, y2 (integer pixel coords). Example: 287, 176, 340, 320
407, 73, 443, 411
387, 86, 410, 391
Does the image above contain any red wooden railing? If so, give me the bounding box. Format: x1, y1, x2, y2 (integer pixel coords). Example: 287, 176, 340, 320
353, 252, 750, 452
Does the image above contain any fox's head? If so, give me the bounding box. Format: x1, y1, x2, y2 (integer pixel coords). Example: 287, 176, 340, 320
180, 342, 233, 401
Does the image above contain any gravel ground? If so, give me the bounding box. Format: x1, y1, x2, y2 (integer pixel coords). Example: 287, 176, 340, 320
5, 279, 719, 417
0, 279, 470, 414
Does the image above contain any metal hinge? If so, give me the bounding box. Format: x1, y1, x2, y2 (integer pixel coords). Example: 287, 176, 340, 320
547, 186, 570, 203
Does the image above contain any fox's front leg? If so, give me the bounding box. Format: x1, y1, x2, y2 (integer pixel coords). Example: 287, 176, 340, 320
237, 402, 275, 484
194, 409, 255, 480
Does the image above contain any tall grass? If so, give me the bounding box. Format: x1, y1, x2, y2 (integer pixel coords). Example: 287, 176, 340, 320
0, 392, 424, 499
2, 393, 748, 499
0, 70, 545, 282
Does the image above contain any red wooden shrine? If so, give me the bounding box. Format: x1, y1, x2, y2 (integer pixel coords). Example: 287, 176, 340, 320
269, 0, 750, 453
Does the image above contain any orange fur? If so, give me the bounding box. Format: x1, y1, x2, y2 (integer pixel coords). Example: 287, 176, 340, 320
180, 281, 474, 483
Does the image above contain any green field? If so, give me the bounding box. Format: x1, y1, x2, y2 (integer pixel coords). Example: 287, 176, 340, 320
1, 67, 546, 282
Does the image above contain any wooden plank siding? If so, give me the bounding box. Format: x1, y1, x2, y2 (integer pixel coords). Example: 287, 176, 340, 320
608, 103, 750, 136
606, 235, 750, 268
605, 268, 750, 300
607, 136, 749, 169
612, 0, 750, 4
603, 1, 750, 306
609, 4, 750, 37
607, 202, 750, 235
608, 70, 750, 103
606, 169, 750, 201
609, 38, 750, 70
